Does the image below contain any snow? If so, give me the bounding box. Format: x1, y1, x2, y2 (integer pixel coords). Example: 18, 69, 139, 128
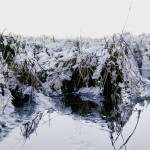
1, 33, 150, 97
0, 33, 150, 141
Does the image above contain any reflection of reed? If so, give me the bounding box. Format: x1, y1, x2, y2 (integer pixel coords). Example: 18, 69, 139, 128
19, 93, 142, 150
61, 93, 142, 150
61, 94, 99, 116
119, 110, 141, 150
109, 110, 141, 150
20, 108, 53, 139
20, 112, 43, 139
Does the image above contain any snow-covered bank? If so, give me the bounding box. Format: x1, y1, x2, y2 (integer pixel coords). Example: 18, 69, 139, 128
1, 33, 149, 97
0, 33, 150, 141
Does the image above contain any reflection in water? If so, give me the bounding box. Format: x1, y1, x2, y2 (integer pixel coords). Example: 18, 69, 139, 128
110, 110, 141, 150
0, 93, 150, 150
21, 112, 43, 139
13, 101, 37, 119
20, 108, 53, 140
20, 94, 147, 150
0, 100, 36, 141
60, 94, 142, 150
61, 94, 99, 116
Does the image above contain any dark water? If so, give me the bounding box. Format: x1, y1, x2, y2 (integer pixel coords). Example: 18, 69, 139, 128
0, 94, 150, 150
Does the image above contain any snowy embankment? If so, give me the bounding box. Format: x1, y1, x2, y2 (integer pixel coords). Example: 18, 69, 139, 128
0, 33, 150, 140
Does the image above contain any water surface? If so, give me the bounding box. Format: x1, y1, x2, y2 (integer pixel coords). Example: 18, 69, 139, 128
0, 96, 150, 150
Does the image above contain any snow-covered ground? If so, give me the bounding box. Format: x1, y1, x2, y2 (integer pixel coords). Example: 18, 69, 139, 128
0, 33, 150, 141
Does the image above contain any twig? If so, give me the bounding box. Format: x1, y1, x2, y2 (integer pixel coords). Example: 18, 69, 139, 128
122, 0, 134, 34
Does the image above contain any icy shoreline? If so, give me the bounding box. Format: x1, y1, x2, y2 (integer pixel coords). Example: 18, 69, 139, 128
0, 33, 150, 141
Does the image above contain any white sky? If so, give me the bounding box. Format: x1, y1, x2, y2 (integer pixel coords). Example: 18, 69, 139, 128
0, 0, 150, 38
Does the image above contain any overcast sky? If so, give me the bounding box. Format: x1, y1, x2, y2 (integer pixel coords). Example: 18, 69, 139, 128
0, 0, 150, 38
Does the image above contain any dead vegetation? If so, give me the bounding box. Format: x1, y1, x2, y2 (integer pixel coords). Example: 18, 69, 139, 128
0, 33, 144, 108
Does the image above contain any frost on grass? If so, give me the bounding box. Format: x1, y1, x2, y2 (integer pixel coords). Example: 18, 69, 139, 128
0, 33, 150, 140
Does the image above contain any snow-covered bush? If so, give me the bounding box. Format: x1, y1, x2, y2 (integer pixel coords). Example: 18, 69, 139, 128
0, 33, 149, 108
0, 32, 150, 141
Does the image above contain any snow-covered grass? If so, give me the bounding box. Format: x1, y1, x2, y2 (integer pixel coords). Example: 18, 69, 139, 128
1, 33, 150, 104
0, 32, 150, 140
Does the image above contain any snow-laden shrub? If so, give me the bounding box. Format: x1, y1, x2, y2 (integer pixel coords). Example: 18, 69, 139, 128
54, 34, 143, 102
0, 33, 149, 108
0, 33, 150, 142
